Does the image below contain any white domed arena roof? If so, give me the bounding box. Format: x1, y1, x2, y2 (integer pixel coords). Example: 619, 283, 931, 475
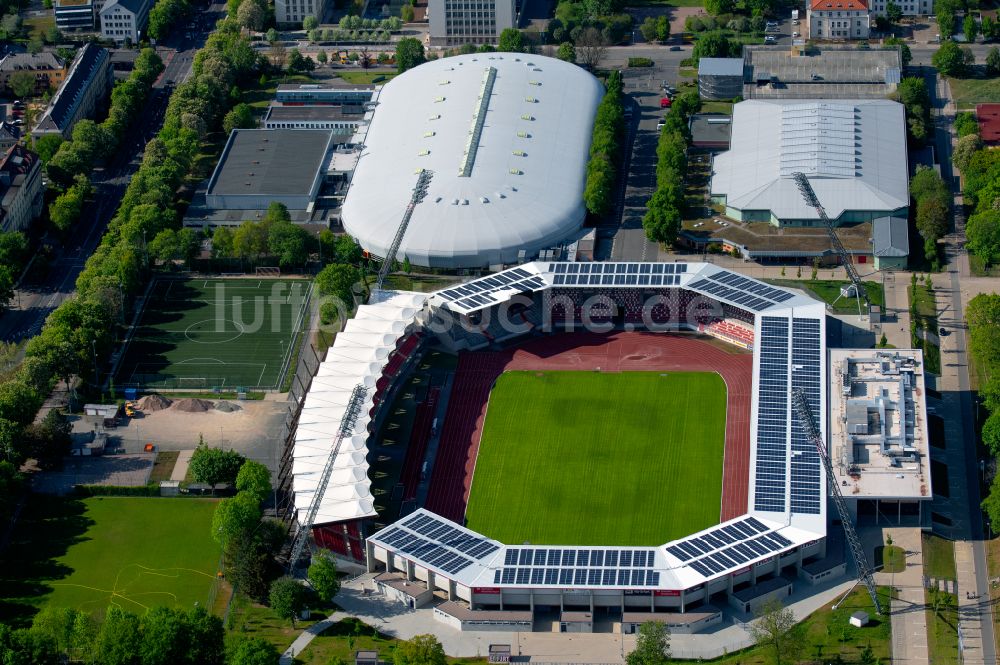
341, 53, 604, 269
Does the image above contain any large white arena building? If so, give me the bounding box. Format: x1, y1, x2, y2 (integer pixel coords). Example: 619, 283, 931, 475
340, 54, 603, 269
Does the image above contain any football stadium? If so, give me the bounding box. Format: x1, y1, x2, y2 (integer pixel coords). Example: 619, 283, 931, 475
286, 261, 930, 633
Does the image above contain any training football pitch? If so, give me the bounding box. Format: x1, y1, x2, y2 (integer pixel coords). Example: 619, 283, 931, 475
465, 371, 727, 546
0, 497, 221, 621
117, 278, 311, 390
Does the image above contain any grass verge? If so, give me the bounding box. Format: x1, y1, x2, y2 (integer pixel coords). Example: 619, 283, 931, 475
923, 533, 957, 580
878, 544, 906, 573
149, 450, 180, 482
926, 589, 960, 665
766, 279, 884, 313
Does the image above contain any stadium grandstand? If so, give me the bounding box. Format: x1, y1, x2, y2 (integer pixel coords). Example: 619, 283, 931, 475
340, 53, 603, 269
287, 261, 871, 630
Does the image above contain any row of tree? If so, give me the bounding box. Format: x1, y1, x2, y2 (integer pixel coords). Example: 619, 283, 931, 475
893, 76, 931, 144
952, 113, 1000, 269
583, 71, 624, 218
910, 166, 950, 270
0, 231, 30, 310
548, 0, 633, 47
642, 92, 699, 245
337, 15, 403, 31
970, 297, 1000, 531
691, 32, 741, 62
0, 604, 277, 664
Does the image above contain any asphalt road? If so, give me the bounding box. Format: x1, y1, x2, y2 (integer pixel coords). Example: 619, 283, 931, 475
0, 3, 226, 344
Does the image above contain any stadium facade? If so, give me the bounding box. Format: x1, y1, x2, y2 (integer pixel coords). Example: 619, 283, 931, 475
340, 54, 603, 269
289, 262, 907, 630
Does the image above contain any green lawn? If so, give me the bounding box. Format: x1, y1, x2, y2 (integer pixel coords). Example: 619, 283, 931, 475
923, 533, 957, 580
948, 76, 1000, 110
465, 371, 727, 545
23, 14, 55, 40
926, 590, 960, 665
765, 279, 884, 314
0, 497, 221, 625
878, 544, 906, 573
336, 71, 397, 84
116, 278, 311, 390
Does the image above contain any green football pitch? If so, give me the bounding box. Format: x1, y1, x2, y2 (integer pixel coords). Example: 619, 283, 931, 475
465, 371, 727, 546
0, 497, 221, 621
117, 278, 311, 390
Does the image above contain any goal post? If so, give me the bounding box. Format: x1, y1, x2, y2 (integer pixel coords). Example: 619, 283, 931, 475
255, 267, 281, 277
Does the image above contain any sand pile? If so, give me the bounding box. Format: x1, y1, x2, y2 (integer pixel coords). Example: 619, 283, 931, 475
215, 401, 241, 413
172, 398, 215, 413
137, 394, 172, 411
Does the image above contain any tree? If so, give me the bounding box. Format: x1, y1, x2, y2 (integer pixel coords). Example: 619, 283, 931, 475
92, 607, 141, 665
189, 443, 245, 485
303, 15, 318, 30
235, 460, 272, 503
705, 0, 734, 14
394, 634, 446, 665
937, 4, 956, 39
983, 471, 1000, 529
265, 201, 291, 224
932, 38, 972, 76
224, 521, 283, 602
965, 14, 979, 43
266, 27, 279, 42
886, 0, 902, 24
227, 636, 280, 665
22, 409, 71, 469
396, 37, 425, 72
955, 110, 980, 137
316, 263, 361, 308
269, 577, 308, 626
556, 41, 576, 62
308, 549, 341, 601
655, 15, 670, 41
747, 599, 802, 665
212, 226, 235, 258
48, 178, 89, 235
212, 491, 263, 544
268, 221, 310, 269
237, 0, 265, 32
401, 3, 414, 21
916, 197, 950, 243
626, 621, 670, 665
982, 410, 1000, 455
693, 31, 736, 60
640, 16, 659, 42
33, 134, 64, 163
8, 71, 36, 99
498, 27, 526, 51
317, 49, 328, 64
575, 27, 608, 70
954, 133, 982, 172
223, 103, 255, 134
988, 47, 1000, 75
139, 606, 193, 665
967, 210, 1000, 266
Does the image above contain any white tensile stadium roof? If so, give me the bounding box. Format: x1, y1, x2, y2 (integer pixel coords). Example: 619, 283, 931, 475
711, 99, 909, 222
341, 53, 604, 269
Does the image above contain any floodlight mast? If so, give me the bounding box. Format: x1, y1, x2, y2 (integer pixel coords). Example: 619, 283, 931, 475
287, 384, 368, 569
375, 169, 434, 291
790, 387, 883, 614
790, 172, 870, 310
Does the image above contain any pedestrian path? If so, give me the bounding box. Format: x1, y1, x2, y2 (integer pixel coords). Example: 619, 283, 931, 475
956, 541, 989, 665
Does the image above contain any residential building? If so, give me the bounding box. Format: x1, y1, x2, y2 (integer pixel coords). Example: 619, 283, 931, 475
743, 46, 902, 99
0, 52, 67, 97
54, 0, 97, 31
867, 0, 932, 17
710, 99, 908, 227
32, 44, 113, 140
0, 122, 21, 152
427, 0, 518, 45
698, 58, 744, 100
100, 0, 152, 45
0, 144, 44, 233
807, 0, 870, 40
274, 0, 328, 28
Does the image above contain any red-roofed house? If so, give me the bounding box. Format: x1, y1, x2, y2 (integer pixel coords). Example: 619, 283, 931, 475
976, 104, 1000, 145
808, 0, 870, 40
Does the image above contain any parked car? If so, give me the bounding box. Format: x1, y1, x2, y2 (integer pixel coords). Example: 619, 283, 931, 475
669, 45, 682, 51
764, 35, 777, 43
657, 119, 666, 130
660, 97, 672, 108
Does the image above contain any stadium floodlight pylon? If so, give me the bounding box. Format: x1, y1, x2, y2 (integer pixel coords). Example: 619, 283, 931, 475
791, 387, 883, 614
287, 384, 368, 569
375, 169, 434, 291
790, 172, 870, 315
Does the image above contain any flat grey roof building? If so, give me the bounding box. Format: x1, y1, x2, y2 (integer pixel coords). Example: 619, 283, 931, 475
743, 46, 902, 99
699, 57, 745, 77
205, 129, 334, 211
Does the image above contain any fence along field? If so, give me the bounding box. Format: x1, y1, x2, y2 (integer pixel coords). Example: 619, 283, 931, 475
116, 278, 312, 391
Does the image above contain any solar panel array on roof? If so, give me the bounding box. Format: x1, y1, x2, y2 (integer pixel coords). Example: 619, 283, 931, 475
688, 270, 792, 312
666, 516, 768, 562
492, 547, 659, 587
685, 530, 793, 579
370, 512, 501, 576
437, 267, 544, 312
551, 262, 684, 287
755, 316, 790, 513
790, 317, 823, 515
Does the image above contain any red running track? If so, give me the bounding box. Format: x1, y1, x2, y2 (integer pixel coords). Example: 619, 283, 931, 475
424, 331, 753, 528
